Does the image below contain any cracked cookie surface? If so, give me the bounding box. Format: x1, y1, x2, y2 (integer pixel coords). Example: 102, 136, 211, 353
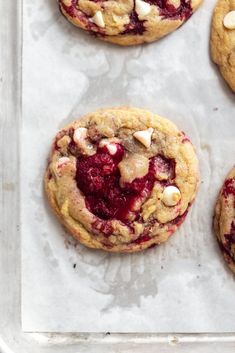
214, 167, 235, 274
59, 0, 203, 45
44, 107, 199, 253
211, 0, 235, 92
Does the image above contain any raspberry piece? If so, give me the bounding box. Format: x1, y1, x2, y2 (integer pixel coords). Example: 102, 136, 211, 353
122, 11, 145, 35
76, 145, 176, 222
223, 178, 235, 197
146, 0, 192, 20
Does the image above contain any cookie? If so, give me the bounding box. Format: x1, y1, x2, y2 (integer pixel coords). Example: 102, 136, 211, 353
214, 167, 235, 274
44, 107, 199, 253
59, 0, 203, 46
211, 0, 235, 92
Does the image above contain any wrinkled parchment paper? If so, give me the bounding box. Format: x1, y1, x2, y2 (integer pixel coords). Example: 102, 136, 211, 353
22, 0, 235, 332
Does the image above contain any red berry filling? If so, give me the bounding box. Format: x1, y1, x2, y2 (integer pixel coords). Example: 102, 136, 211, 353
223, 178, 235, 198
76, 144, 175, 222
59, 0, 80, 18
134, 234, 151, 244
146, 0, 192, 20
224, 221, 235, 251
170, 209, 188, 226
121, 1, 192, 38
132, 219, 157, 244
122, 11, 146, 35
59, 0, 105, 32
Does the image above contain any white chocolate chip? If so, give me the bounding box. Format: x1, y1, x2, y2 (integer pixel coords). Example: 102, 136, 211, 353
223, 11, 235, 30
107, 144, 117, 155
162, 186, 181, 207
99, 139, 109, 148
73, 127, 96, 155
99, 140, 117, 155
90, 11, 105, 28
99, 138, 120, 155
133, 128, 153, 148
73, 127, 88, 143
135, 0, 151, 17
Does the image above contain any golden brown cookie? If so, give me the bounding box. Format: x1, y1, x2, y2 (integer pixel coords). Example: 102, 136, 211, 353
214, 167, 235, 274
59, 0, 203, 46
211, 0, 235, 92
45, 107, 199, 253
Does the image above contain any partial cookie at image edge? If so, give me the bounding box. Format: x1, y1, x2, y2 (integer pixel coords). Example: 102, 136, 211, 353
210, 0, 235, 92
59, 0, 203, 46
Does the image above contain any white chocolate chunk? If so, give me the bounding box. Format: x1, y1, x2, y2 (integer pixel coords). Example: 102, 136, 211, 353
90, 11, 105, 28
99, 138, 120, 155
73, 127, 88, 143
99, 138, 120, 147
162, 186, 181, 207
73, 127, 96, 155
135, 0, 151, 17
118, 154, 149, 184
106, 144, 117, 155
223, 11, 235, 29
133, 128, 153, 148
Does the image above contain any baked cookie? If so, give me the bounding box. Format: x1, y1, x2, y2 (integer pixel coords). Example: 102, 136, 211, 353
59, 0, 203, 46
45, 107, 199, 253
214, 167, 235, 274
211, 0, 235, 92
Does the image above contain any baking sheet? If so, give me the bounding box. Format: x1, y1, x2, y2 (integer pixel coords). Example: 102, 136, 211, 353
22, 0, 235, 332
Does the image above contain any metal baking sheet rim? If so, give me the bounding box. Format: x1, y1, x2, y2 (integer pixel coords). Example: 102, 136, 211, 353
1, 0, 235, 352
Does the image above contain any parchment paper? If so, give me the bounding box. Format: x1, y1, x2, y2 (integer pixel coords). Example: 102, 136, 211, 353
22, 0, 235, 332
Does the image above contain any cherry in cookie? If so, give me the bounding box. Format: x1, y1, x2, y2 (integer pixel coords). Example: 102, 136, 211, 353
45, 107, 199, 253
211, 0, 235, 92
214, 167, 235, 274
59, 0, 203, 46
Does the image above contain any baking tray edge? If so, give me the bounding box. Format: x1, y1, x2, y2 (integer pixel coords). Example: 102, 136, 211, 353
1, 0, 235, 352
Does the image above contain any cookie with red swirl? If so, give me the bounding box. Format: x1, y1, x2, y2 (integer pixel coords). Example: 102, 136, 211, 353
45, 107, 199, 252
59, 0, 203, 45
211, 0, 235, 92
214, 167, 235, 274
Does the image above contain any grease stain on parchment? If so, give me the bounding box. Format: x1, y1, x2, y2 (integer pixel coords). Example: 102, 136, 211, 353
3, 182, 15, 191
